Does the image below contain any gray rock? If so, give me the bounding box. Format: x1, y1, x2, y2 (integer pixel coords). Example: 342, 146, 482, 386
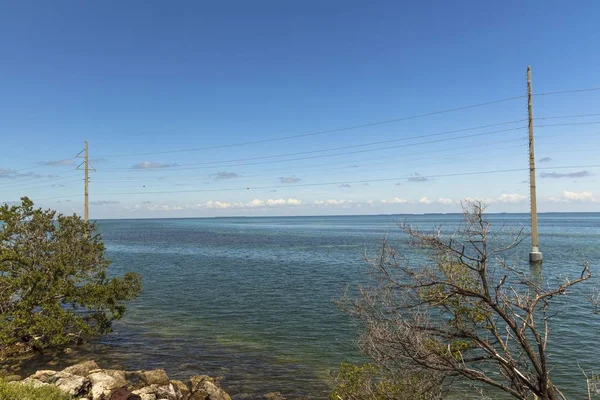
88, 370, 128, 400
136, 394, 157, 400
28, 369, 58, 383
140, 369, 170, 386
133, 385, 159, 400
26, 369, 91, 396
125, 371, 147, 390
154, 383, 178, 400
138, 395, 156, 400
63, 360, 100, 377
54, 373, 91, 396
170, 379, 190, 399
189, 375, 231, 400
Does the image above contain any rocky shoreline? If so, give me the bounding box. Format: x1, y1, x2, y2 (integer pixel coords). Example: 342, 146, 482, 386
4, 360, 286, 400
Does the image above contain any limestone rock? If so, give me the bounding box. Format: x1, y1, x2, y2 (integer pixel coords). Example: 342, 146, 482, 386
170, 379, 190, 399
54, 373, 91, 396
189, 375, 231, 400
125, 371, 147, 390
132, 385, 159, 400
155, 383, 178, 400
63, 360, 100, 377
137, 395, 156, 400
28, 369, 58, 383
140, 369, 170, 386
26, 369, 91, 396
88, 370, 128, 400
135, 394, 157, 400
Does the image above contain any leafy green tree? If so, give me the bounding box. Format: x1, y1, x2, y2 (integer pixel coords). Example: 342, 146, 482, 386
0, 197, 141, 351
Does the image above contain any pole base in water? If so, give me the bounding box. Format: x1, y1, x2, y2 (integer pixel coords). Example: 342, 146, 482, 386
529, 251, 543, 263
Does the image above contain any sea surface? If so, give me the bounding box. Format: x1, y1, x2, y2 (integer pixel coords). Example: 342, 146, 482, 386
13, 213, 600, 398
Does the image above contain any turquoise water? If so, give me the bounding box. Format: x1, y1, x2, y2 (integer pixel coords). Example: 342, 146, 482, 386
14, 213, 600, 398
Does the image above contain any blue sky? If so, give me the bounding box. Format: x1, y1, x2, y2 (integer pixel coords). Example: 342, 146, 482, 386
1, 0, 599, 218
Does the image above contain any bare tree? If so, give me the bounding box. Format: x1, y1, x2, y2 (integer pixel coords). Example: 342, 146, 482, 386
340, 201, 591, 400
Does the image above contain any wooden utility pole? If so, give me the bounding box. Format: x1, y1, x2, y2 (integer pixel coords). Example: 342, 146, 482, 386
527, 66, 542, 263
84, 140, 89, 222
77, 141, 92, 222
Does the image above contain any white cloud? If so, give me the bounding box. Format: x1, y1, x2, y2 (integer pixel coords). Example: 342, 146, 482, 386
247, 199, 265, 207
464, 196, 495, 204
204, 201, 232, 209
540, 171, 592, 179
279, 176, 301, 183
267, 199, 287, 206
380, 198, 408, 204
437, 198, 455, 205
146, 198, 303, 211
548, 191, 597, 203
267, 199, 302, 206
212, 171, 240, 180
41, 159, 75, 166
419, 197, 432, 205
132, 161, 178, 169
497, 193, 527, 203
0, 168, 49, 180
90, 200, 120, 205
147, 204, 184, 211
564, 191, 596, 202
314, 199, 352, 206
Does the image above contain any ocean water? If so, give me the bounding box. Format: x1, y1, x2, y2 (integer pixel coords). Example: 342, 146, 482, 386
11, 213, 600, 398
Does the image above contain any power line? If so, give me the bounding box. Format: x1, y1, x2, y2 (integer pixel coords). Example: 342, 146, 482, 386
95, 96, 527, 158
534, 121, 600, 128
536, 113, 600, 120
89, 138, 527, 183
0, 170, 79, 189
24, 163, 600, 202
22, 166, 567, 200
90, 145, 528, 188
1, 178, 81, 193
97, 125, 527, 172
535, 87, 600, 96
3, 157, 77, 173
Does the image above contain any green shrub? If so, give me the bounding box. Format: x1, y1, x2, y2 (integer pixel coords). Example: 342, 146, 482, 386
0, 197, 142, 351
330, 363, 437, 400
0, 379, 72, 400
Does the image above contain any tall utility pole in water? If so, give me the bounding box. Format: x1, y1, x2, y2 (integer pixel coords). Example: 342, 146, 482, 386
84, 140, 89, 221
77, 141, 91, 222
527, 66, 542, 263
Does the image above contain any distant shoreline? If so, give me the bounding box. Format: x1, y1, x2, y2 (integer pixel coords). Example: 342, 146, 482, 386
94, 211, 600, 221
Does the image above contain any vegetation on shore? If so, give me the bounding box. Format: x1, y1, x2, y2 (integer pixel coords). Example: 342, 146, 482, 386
0, 197, 142, 353
335, 201, 593, 399
0, 378, 72, 400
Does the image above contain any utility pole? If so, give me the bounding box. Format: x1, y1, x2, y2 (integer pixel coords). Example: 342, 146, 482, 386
76, 141, 93, 222
84, 141, 89, 221
527, 66, 542, 264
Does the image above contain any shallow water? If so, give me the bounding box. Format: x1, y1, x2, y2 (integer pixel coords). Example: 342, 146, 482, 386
8, 214, 600, 398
